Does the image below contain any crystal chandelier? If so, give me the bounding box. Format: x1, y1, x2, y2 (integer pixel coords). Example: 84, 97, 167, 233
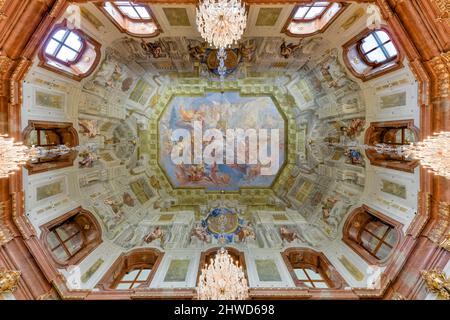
0, 135, 72, 178
318, 131, 450, 179
0, 135, 30, 178
197, 248, 249, 300
196, 0, 247, 49
196, 0, 247, 81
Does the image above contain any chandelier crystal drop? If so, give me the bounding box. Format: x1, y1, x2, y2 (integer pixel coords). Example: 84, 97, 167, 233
197, 248, 249, 300
196, 0, 247, 49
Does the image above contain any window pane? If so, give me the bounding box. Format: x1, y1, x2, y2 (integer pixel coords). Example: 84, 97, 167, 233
294, 7, 309, 19
305, 269, 323, 281
294, 269, 308, 280
119, 6, 140, 19
383, 41, 398, 57
56, 223, 79, 241
56, 46, 78, 62
47, 232, 61, 249
131, 282, 143, 289
366, 48, 387, 63
39, 130, 48, 145
122, 269, 139, 281
65, 32, 83, 52
52, 29, 67, 41
53, 246, 69, 261
361, 34, 378, 53
304, 6, 325, 19
365, 221, 389, 239
137, 269, 151, 281
65, 233, 83, 255
384, 229, 398, 247
376, 30, 390, 43
404, 129, 415, 143
303, 281, 313, 288
45, 39, 60, 55
314, 2, 330, 6
376, 243, 392, 260
116, 282, 132, 290
135, 6, 150, 19
314, 281, 329, 289
361, 231, 379, 253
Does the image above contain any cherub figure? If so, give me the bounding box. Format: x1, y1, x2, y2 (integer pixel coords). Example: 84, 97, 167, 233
143, 226, 165, 244
280, 226, 302, 243
280, 40, 302, 59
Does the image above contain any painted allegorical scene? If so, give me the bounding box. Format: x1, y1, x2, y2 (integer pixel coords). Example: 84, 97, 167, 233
159, 92, 286, 191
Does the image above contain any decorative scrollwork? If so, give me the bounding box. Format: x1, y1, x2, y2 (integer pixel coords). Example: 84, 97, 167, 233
421, 269, 450, 300
0, 269, 21, 293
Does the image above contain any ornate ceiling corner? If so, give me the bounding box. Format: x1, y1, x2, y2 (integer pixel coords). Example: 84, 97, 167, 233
421, 269, 450, 300
0, 269, 21, 293
431, 0, 450, 25
427, 52, 450, 98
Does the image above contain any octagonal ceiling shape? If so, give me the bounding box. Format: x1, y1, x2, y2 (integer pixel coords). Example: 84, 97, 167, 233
158, 91, 287, 191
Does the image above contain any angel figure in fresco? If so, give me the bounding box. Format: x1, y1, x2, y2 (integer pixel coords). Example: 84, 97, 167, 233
344, 148, 364, 166
78, 149, 98, 168
339, 118, 365, 138
178, 105, 205, 128
187, 42, 207, 61
280, 40, 302, 59
143, 226, 165, 244
239, 40, 256, 62
280, 226, 302, 243
104, 198, 124, 216
237, 222, 256, 243
122, 192, 135, 207
321, 196, 339, 221
79, 119, 101, 138
210, 162, 231, 185
244, 164, 262, 182
190, 226, 211, 243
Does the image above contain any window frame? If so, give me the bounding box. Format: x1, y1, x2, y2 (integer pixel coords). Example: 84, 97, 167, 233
38, 20, 102, 81
291, 2, 333, 23
48, 219, 86, 261
96, 1, 161, 38
40, 207, 102, 268
357, 30, 398, 68
111, 1, 153, 22
294, 267, 330, 289
342, 26, 403, 81
343, 205, 403, 266
43, 28, 87, 67
282, 2, 346, 38
358, 219, 396, 260
114, 266, 153, 290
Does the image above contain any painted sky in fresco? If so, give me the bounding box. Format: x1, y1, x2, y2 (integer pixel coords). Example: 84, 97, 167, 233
158, 92, 286, 191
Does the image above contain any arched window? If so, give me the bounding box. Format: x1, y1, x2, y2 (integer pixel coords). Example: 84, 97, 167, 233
343, 205, 402, 265
41, 207, 102, 267
96, 249, 163, 290
39, 21, 101, 81
283, 2, 344, 37
343, 27, 403, 81
97, 1, 160, 37
22, 120, 79, 175
364, 120, 419, 172
282, 248, 347, 289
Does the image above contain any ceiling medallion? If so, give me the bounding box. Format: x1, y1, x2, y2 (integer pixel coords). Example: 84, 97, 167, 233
196, 0, 247, 81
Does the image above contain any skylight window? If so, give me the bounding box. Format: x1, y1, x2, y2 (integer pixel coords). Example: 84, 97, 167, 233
359, 30, 398, 65
44, 29, 84, 64
284, 2, 344, 37
113, 1, 152, 21
98, 1, 160, 37
293, 2, 331, 21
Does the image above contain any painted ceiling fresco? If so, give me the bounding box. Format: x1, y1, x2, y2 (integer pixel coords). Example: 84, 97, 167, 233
158, 92, 286, 191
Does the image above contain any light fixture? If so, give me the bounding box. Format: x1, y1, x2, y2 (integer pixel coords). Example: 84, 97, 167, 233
0, 135, 72, 178
197, 247, 249, 300
315, 131, 450, 180
196, 0, 247, 81
0, 135, 31, 178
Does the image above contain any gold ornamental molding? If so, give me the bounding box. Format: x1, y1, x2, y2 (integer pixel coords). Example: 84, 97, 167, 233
0, 269, 21, 293
0, 0, 6, 20
428, 201, 450, 244
428, 52, 450, 98
432, 0, 450, 25
421, 269, 450, 300
440, 234, 450, 251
